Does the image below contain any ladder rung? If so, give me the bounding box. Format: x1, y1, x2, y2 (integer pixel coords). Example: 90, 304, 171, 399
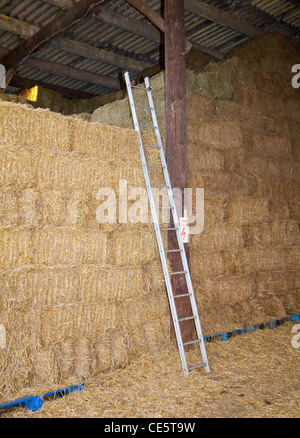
188, 363, 206, 371
174, 293, 192, 298
136, 104, 152, 109
157, 206, 172, 209
165, 249, 182, 253
131, 85, 146, 90
147, 164, 164, 168
178, 315, 196, 322
183, 339, 202, 346
170, 271, 186, 276
140, 124, 155, 129
143, 144, 160, 148
160, 227, 178, 231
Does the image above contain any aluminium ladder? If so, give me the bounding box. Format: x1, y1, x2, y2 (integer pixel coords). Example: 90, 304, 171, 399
124, 71, 210, 375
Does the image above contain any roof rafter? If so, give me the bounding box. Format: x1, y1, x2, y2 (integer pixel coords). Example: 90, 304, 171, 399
22, 56, 120, 89
10, 74, 97, 99
0, 12, 148, 72
0, 0, 98, 70
185, 0, 263, 38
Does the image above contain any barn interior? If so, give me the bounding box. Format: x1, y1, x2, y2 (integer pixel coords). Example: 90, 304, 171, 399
0, 0, 299, 418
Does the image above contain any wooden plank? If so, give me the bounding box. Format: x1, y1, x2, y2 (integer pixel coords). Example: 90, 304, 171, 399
93, 6, 162, 43
164, 0, 193, 345
51, 37, 148, 71
125, 0, 164, 32
0, 13, 39, 37
185, 0, 263, 38
0, 0, 97, 70
23, 57, 120, 90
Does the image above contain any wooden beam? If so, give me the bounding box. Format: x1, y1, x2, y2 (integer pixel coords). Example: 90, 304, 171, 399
93, 6, 162, 44
22, 56, 120, 89
0, 0, 98, 70
0, 13, 39, 37
164, 0, 193, 345
125, 0, 192, 52
0, 12, 149, 71
192, 41, 225, 60
10, 74, 96, 99
51, 37, 148, 71
125, 0, 164, 33
185, 0, 263, 38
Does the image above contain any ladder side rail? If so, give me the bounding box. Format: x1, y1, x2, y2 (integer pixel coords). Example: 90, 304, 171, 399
124, 72, 189, 374
145, 76, 210, 373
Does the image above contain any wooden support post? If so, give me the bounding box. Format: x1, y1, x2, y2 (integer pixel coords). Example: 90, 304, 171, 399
164, 0, 193, 346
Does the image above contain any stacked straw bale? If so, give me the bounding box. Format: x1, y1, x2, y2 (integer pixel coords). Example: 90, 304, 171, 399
0, 100, 169, 400
91, 32, 299, 335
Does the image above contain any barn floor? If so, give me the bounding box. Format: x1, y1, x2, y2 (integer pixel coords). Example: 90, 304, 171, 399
1, 323, 299, 418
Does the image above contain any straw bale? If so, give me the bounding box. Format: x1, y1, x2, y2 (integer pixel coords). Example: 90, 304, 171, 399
37, 189, 99, 229
32, 227, 107, 266
202, 172, 249, 197
242, 247, 299, 272
226, 197, 270, 225
91, 97, 132, 129
0, 150, 35, 188
188, 144, 224, 172
0, 188, 21, 226
203, 197, 225, 225
20, 188, 39, 227
188, 57, 238, 99
228, 32, 300, 65
187, 120, 243, 149
30, 348, 58, 387
204, 274, 255, 305
109, 226, 159, 266
186, 89, 216, 120
0, 265, 152, 312
73, 338, 90, 379
34, 151, 112, 191
251, 133, 291, 157
268, 199, 290, 221
0, 101, 72, 152
249, 178, 300, 205
249, 220, 300, 247
216, 98, 263, 132
191, 223, 244, 251
110, 161, 145, 191
244, 154, 290, 180
69, 118, 140, 161
0, 226, 32, 268
190, 248, 225, 278
256, 270, 297, 296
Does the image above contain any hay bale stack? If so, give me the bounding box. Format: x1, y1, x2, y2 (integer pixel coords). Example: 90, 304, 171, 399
0, 100, 169, 401
87, 32, 300, 337
187, 33, 300, 334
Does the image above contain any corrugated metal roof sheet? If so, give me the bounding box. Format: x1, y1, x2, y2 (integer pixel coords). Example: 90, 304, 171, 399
0, 0, 299, 98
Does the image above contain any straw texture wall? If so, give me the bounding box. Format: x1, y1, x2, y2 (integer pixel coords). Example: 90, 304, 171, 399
0, 101, 169, 400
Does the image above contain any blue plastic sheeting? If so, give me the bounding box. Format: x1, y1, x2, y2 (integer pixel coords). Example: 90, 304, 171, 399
203, 314, 299, 343
0, 383, 84, 413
